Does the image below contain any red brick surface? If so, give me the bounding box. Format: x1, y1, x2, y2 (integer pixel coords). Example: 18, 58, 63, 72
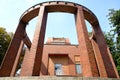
0, 21, 26, 76
0, 1, 119, 78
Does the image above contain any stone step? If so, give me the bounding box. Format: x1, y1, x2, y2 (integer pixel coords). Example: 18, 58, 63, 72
0, 76, 119, 80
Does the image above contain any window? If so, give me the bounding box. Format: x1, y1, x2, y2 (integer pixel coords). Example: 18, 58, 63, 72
54, 64, 62, 75
74, 55, 82, 74
75, 64, 82, 74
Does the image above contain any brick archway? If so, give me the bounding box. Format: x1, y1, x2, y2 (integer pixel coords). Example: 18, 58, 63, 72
0, 1, 119, 78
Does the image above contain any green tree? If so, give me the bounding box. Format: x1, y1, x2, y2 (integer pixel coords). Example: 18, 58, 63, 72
0, 27, 13, 65
104, 32, 116, 54
107, 9, 120, 76
104, 32, 120, 76
108, 9, 120, 51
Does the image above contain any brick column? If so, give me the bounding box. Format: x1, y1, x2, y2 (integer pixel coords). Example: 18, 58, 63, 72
20, 48, 30, 75
93, 24, 118, 78
10, 41, 24, 76
75, 7, 99, 77
20, 6, 47, 76
91, 38, 107, 77
0, 21, 26, 77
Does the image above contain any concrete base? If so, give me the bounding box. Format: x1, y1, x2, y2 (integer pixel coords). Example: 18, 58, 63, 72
0, 76, 119, 80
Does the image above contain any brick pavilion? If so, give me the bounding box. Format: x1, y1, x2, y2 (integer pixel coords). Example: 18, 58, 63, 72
0, 1, 119, 78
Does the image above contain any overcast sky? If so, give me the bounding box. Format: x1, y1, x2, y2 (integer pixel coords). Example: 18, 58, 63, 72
0, 0, 120, 44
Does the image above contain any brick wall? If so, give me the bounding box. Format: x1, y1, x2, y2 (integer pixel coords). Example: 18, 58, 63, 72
40, 44, 98, 77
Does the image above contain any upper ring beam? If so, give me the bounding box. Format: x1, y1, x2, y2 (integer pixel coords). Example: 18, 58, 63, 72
20, 1, 99, 27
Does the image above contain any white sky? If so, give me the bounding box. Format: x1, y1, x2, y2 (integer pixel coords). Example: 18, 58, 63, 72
0, 0, 120, 44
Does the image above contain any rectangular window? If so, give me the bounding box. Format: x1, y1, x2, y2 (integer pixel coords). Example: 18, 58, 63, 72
74, 55, 82, 74
54, 64, 63, 75
75, 64, 82, 74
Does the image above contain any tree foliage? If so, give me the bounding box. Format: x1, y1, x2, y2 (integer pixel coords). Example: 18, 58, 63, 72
108, 9, 120, 51
104, 32, 116, 54
0, 27, 13, 65
106, 9, 120, 76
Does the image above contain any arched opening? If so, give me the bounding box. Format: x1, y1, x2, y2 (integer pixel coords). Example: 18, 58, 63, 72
26, 17, 38, 42
85, 20, 93, 37
45, 12, 78, 45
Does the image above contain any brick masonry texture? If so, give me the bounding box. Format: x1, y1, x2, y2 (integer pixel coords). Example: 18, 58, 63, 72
0, 1, 119, 78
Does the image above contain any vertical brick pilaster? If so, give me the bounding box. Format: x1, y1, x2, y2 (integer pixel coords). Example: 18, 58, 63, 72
20, 48, 30, 75
91, 38, 107, 77
0, 21, 26, 77
40, 51, 49, 75
10, 41, 24, 76
20, 6, 47, 76
75, 7, 98, 77
93, 24, 118, 78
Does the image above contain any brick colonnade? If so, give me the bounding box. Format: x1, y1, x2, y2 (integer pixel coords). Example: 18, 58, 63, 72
0, 1, 119, 78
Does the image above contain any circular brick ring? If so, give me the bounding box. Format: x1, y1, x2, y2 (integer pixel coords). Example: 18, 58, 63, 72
20, 1, 98, 27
